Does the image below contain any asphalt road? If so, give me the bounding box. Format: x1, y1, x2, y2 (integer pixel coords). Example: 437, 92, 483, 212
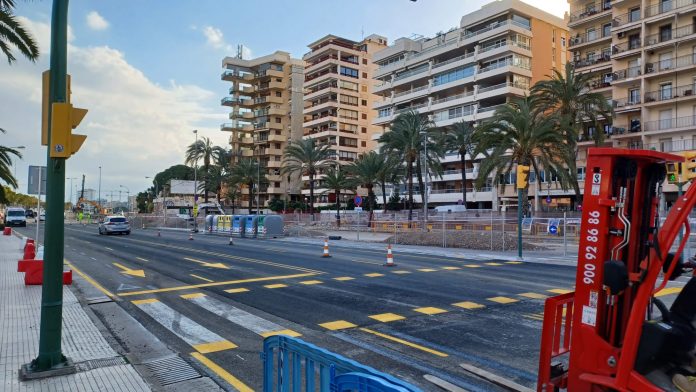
16, 222, 579, 391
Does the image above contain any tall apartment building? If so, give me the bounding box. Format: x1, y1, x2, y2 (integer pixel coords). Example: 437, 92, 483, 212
302, 34, 388, 205
568, 0, 696, 206
220, 51, 304, 208
372, 0, 568, 210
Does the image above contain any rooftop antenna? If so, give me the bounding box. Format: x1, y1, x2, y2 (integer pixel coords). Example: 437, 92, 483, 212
236, 44, 243, 59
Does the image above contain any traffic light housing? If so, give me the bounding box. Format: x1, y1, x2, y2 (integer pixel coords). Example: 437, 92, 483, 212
680, 151, 696, 182
516, 164, 530, 189
49, 102, 87, 158
666, 162, 681, 184
41, 70, 71, 146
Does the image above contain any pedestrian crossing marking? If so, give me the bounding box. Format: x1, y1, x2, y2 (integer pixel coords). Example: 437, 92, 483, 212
369, 313, 406, 323
299, 280, 323, 285
524, 313, 545, 321
414, 307, 448, 315
334, 276, 355, 281
260, 329, 302, 338
319, 320, 357, 330
442, 266, 461, 270
417, 268, 437, 272
264, 284, 288, 289
132, 298, 158, 305
190, 274, 214, 282
192, 340, 238, 354
548, 288, 573, 294
656, 287, 683, 297
364, 273, 384, 277
181, 293, 206, 299
485, 262, 503, 266
519, 292, 547, 299
453, 301, 486, 310
224, 288, 249, 293
488, 296, 519, 304
392, 270, 411, 274
506, 261, 524, 264
463, 265, 481, 268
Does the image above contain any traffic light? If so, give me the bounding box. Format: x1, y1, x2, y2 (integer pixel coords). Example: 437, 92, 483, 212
49, 102, 88, 158
516, 164, 530, 189
680, 151, 696, 182
41, 70, 71, 146
666, 162, 680, 184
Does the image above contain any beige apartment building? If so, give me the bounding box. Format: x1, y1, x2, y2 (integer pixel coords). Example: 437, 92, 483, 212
372, 0, 569, 210
302, 34, 388, 206
220, 51, 304, 208
568, 0, 696, 206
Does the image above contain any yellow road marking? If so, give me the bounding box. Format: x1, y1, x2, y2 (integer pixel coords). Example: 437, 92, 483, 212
190, 274, 214, 283
548, 288, 573, 294
364, 273, 384, 278
181, 293, 206, 299
118, 272, 318, 297
485, 262, 503, 266
463, 264, 481, 268
260, 329, 302, 338
299, 280, 323, 285
506, 261, 524, 264
369, 313, 405, 322
442, 266, 461, 270
333, 276, 355, 281
453, 301, 485, 310
65, 260, 116, 298
414, 307, 448, 315
519, 292, 547, 299
359, 328, 448, 357
488, 296, 519, 304
193, 340, 237, 353
656, 287, 683, 297
524, 313, 545, 321
224, 288, 249, 294
191, 352, 253, 392
132, 298, 159, 305
319, 320, 357, 330
136, 257, 149, 262
264, 283, 288, 289
113, 262, 146, 278
184, 257, 229, 269
392, 270, 411, 274
417, 268, 437, 272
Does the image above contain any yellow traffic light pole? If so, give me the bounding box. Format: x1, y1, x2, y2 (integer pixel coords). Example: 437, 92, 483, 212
516, 164, 530, 259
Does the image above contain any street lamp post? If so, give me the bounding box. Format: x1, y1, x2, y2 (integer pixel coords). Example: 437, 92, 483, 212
10, 146, 25, 183
98, 166, 101, 213
119, 185, 130, 213
419, 131, 428, 231
192, 130, 198, 230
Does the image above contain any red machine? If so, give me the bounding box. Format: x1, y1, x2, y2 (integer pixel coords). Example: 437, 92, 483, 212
538, 148, 696, 391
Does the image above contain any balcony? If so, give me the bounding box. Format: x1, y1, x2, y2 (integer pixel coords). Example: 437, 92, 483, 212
645, 24, 696, 48
640, 139, 696, 152
568, 1, 612, 26
612, 10, 643, 28
645, 53, 696, 76
611, 39, 642, 58
645, 84, 696, 104
432, 52, 476, 70
613, 96, 641, 111
221, 69, 244, 81
220, 123, 234, 131
392, 84, 430, 104
589, 76, 612, 91
569, 30, 612, 49
221, 96, 238, 106
571, 53, 611, 70
645, 0, 696, 19
462, 19, 531, 41
644, 115, 696, 133
612, 65, 641, 82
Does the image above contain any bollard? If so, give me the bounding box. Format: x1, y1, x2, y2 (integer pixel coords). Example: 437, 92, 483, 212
23, 242, 36, 260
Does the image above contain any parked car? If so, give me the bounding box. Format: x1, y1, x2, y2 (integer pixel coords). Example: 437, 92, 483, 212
4, 207, 27, 227
98, 215, 131, 235
39, 211, 46, 221
25, 210, 35, 218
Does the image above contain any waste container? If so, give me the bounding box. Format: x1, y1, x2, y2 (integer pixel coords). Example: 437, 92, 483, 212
232, 215, 246, 237
222, 215, 231, 233
243, 215, 258, 238
257, 215, 284, 238
206, 215, 215, 233
216, 215, 226, 233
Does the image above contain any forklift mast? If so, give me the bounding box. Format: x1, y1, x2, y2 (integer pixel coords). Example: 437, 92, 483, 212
538, 148, 696, 391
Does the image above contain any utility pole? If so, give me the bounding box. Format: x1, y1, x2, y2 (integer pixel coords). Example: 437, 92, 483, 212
98, 166, 101, 212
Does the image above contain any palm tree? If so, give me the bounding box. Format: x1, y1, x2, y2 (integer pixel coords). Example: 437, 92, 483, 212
321, 165, 353, 227
346, 151, 383, 224
0, 0, 39, 64
229, 158, 263, 212
184, 136, 225, 204
440, 120, 476, 206
531, 62, 613, 203
379, 110, 439, 223
0, 128, 22, 203
282, 139, 332, 219
376, 153, 402, 213
474, 97, 575, 216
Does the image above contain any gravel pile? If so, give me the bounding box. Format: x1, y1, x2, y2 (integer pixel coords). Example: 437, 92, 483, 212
385, 231, 546, 251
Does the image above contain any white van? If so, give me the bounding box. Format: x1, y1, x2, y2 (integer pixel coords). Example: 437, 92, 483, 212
434, 205, 467, 213
4, 207, 27, 227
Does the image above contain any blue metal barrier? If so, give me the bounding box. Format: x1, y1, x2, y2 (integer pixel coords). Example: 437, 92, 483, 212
262, 335, 422, 392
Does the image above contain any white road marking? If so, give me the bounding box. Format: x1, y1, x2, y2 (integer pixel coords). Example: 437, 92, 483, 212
105, 247, 113, 251
90, 257, 97, 261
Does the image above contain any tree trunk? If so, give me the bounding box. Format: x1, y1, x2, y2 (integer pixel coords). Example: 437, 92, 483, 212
248, 182, 254, 213
367, 184, 375, 226
309, 173, 315, 221
416, 157, 425, 207
460, 152, 467, 206
381, 182, 387, 213
335, 189, 341, 228
203, 164, 210, 203
407, 158, 414, 225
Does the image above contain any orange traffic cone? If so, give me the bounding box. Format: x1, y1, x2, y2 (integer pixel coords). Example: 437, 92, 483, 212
188, 231, 194, 240
321, 238, 331, 258
384, 244, 396, 267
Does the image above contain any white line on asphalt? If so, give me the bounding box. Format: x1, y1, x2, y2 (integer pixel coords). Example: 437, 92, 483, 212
136, 257, 149, 262
90, 257, 97, 261
105, 247, 113, 251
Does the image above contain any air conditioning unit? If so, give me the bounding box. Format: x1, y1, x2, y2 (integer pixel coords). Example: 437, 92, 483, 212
618, 32, 626, 39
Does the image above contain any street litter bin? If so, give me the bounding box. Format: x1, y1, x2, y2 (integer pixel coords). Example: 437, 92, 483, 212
257, 215, 284, 238
243, 215, 258, 238
232, 215, 246, 237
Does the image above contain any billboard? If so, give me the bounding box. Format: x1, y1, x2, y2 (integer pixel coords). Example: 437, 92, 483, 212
27, 165, 47, 195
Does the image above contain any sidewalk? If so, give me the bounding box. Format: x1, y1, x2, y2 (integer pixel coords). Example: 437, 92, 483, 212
0, 233, 150, 391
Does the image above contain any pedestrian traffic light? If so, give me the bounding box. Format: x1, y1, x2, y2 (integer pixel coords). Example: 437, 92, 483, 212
680, 151, 696, 182
516, 164, 530, 189
666, 162, 680, 184
49, 102, 87, 158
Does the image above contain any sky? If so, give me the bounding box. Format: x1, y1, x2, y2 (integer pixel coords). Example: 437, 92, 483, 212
0, 0, 569, 204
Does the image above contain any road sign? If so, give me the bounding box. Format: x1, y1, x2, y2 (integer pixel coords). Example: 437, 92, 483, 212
546, 196, 552, 204
549, 225, 558, 235
354, 195, 363, 207
354, 207, 363, 212
27, 166, 47, 195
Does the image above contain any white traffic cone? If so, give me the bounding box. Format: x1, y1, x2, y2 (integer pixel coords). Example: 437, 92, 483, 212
321, 238, 331, 258
228, 236, 234, 245
188, 231, 194, 241
384, 244, 397, 267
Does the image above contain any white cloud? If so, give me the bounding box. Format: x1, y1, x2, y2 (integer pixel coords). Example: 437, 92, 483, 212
86, 11, 109, 31
200, 25, 252, 59
0, 17, 228, 198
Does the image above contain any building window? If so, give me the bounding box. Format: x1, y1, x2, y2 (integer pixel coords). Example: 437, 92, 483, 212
275, 117, 281, 123
362, 113, 367, 119
275, 182, 280, 187
361, 141, 367, 147
660, 24, 672, 42
361, 85, 367, 92
660, 83, 672, 100
362, 59, 367, 64
512, 14, 531, 29
561, 37, 566, 48
602, 23, 611, 38
629, 7, 640, 23
629, 88, 640, 104
577, 167, 586, 181
433, 65, 475, 86
361, 99, 367, 106
340, 95, 358, 106
362, 72, 367, 78
339, 80, 358, 91
361, 127, 367, 133
660, 138, 673, 152
275, 91, 282, 97
340, 66, 359, 78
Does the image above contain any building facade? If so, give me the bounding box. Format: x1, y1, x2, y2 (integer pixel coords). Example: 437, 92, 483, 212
220, 51, 304, 208
301, 34, 388, 205
568, 0, 696, 206
372, 0, 569, 210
